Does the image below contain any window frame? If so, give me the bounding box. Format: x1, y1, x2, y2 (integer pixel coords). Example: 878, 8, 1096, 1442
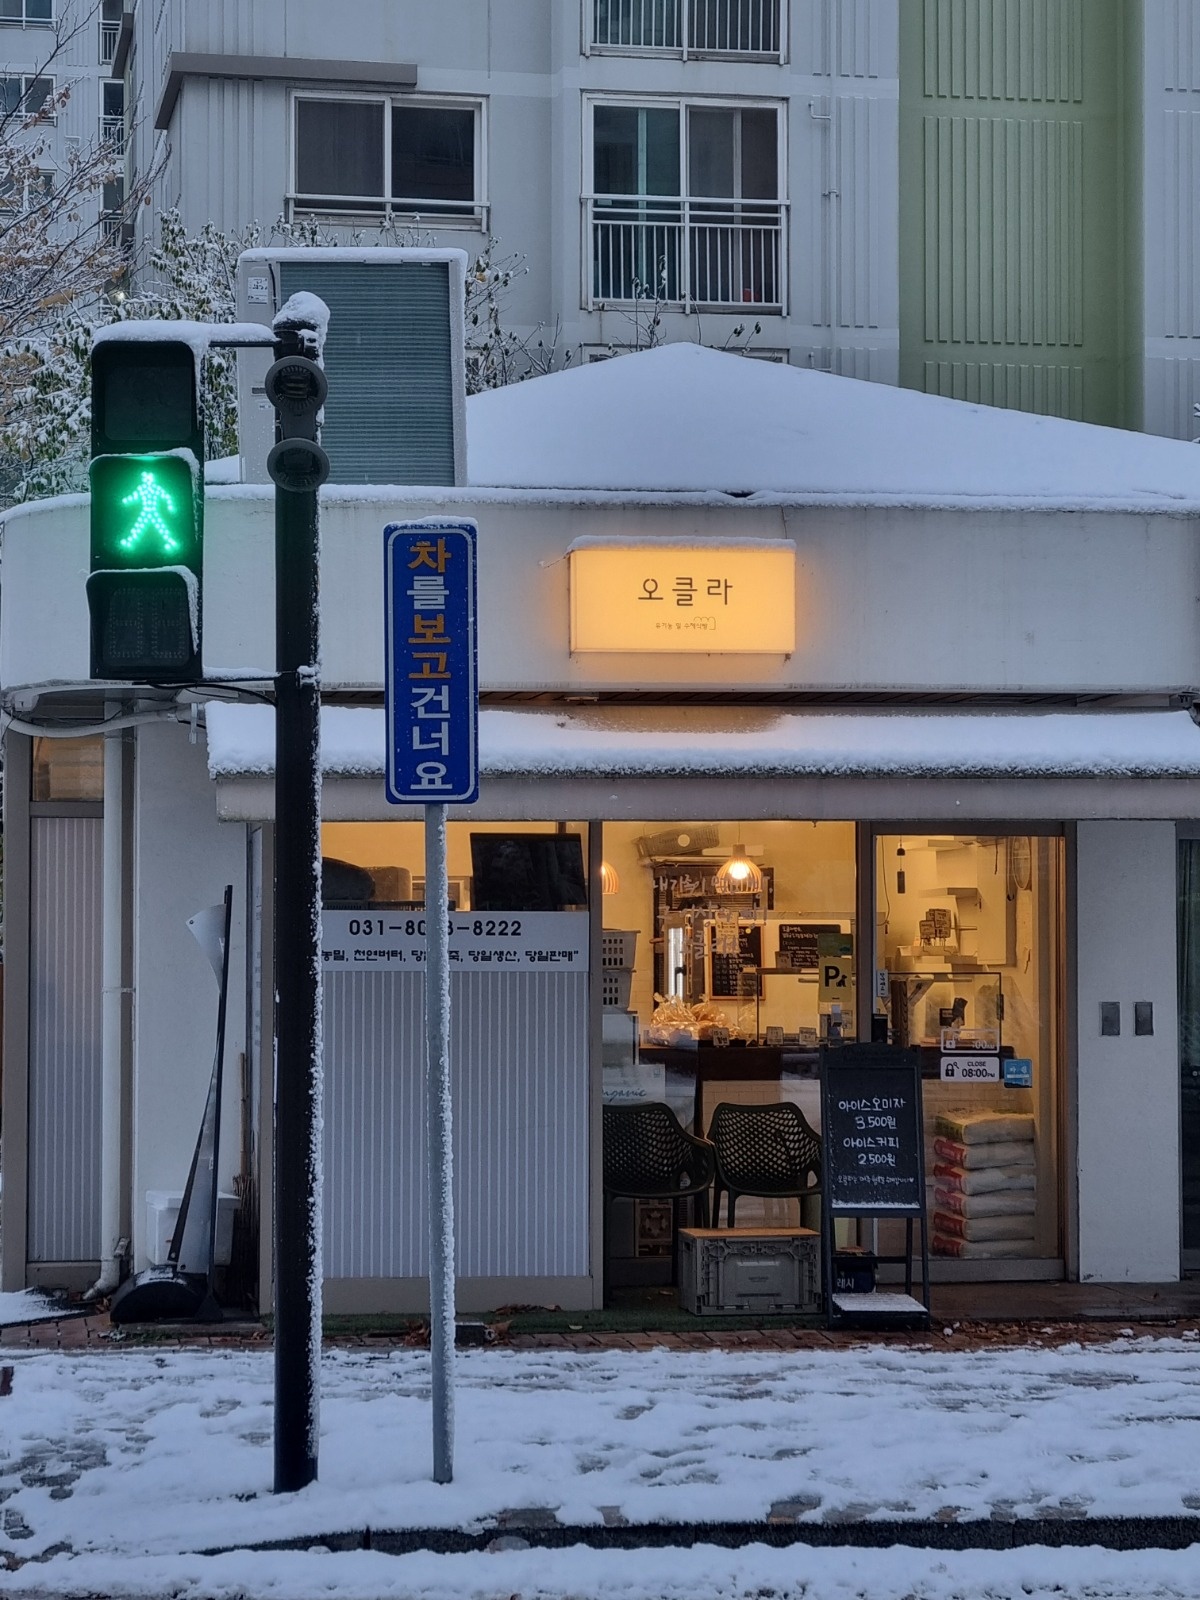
585, 93, 786, 206
582, 92, 789, 313
0, 0, 54, 26
288, 89, 488, 228
0, 72, 56, 122
582, 0, 788, 63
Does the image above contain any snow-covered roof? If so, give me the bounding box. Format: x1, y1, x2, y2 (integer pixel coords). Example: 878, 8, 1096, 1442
205, 704, 1200, 782
467, 345, 1200, 512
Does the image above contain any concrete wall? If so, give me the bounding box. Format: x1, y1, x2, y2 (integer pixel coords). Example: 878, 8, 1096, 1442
130, 721, 246, 1269
6, 491, 1200, 700
1076, 820, 1181, 1282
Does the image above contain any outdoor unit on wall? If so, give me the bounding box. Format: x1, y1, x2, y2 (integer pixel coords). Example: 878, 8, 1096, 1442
235, 249, 467, 487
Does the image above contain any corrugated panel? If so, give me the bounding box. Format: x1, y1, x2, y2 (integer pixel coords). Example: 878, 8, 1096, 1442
1157, 110, 1200, 339
1159, 0, 1200, 94
836, 94, 892, 329
797, 0, 896, 78
923, 356, 1084, 417
922, 113, 1083, 350
27, 818, 103, 1262
923, 0, 1082, 104
323, 971, 589, 1279
1143, 355, 1200, 441
278, 261, 457, 485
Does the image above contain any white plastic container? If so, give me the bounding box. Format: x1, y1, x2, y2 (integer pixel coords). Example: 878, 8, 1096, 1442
145, 1190, 238, 1268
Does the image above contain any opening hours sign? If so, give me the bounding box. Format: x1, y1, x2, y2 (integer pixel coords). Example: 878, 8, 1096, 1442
384, 520, 479, 805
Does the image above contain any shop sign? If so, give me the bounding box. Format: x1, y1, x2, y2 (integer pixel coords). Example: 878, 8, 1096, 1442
819, 954, 855, 1003
1002, 1057, 1033, 1088
321, 910, 589, 972
939, 1054, 1002, 1082
568, 542, 795, 654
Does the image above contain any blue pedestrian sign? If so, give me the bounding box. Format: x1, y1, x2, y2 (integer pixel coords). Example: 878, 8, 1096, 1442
384, 520, 478, 805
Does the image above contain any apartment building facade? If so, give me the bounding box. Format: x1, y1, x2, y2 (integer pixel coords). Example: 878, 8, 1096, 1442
114, 0, 1200, 438
0, 0, 127, 236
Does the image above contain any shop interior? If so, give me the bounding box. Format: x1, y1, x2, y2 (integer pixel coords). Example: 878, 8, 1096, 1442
319, 817, 1063, 1282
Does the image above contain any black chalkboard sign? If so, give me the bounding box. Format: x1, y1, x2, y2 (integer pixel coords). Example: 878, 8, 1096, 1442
820, 1046, 925, 1215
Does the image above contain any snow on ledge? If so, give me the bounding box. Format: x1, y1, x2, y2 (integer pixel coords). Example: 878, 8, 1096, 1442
204, 703, 1200, 783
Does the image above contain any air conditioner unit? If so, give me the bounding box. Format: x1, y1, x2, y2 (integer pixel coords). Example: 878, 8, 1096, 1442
235, 248, 467, 487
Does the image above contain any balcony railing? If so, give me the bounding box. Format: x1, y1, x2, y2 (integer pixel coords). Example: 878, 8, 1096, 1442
588, 194, 785, 312
100, 113, 124, 149
100, 19, 119, 64
590, 0, 783, 57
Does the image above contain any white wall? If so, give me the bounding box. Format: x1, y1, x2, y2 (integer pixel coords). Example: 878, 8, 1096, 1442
1076, 820, 1181, 1282
131, 721, 246, 1269
7, 491, 1200, 700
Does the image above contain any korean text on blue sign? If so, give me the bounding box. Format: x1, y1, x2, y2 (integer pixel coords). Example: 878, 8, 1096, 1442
384, 520, 478, 804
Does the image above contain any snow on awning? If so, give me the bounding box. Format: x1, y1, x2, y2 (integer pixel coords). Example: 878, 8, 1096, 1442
204, 702, 1200, 783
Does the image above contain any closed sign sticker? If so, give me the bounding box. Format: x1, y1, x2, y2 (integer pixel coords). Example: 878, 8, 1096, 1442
940, 1054, 1001, 1082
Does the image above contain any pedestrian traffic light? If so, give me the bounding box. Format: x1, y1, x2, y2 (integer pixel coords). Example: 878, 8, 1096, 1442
88, 336, 203, 681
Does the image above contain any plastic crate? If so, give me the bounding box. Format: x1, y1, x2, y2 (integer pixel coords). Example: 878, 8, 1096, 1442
601, 929, 638, 969
678, 1228, 821, 1315
601, 969, 633, 1009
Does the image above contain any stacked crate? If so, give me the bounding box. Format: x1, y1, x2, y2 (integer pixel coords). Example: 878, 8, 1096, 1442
601, 929, 638, 1010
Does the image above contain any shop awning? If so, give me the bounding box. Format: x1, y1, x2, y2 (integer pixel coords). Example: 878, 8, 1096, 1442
205, 703, 1200, 823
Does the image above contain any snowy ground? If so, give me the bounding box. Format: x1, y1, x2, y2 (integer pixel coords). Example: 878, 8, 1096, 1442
6, 1338, 1200, 1597
0, 1289, 74, 1327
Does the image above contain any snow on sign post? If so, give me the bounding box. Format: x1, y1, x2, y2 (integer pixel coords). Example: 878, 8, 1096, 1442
384, 518, 479, 1486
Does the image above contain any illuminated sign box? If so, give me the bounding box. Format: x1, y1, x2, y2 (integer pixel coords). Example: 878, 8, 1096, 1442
569, 542, 796, 654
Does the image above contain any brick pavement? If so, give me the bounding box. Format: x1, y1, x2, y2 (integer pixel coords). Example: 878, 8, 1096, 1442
6, 1309, 1200, 1354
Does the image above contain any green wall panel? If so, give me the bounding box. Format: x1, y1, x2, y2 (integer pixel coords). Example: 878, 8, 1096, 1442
900, 0, 1131, 425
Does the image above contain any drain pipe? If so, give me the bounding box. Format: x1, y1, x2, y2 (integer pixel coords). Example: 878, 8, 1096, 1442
85, 717, 129, 1301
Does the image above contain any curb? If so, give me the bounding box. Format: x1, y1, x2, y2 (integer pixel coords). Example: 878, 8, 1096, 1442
200, 1515, 1200, 1557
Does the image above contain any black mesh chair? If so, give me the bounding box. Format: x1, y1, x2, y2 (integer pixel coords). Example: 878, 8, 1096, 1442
602, 1102, 715, 1280
707, 1100, 822, 1228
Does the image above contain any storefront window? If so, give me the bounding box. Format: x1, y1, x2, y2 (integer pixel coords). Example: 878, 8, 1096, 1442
31, 736, 103, 802
875, 833, 1064, 1265
320, 820, 590, 911
601, 821, 856, 1214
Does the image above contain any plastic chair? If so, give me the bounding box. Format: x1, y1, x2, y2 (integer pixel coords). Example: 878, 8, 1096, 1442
602, 1102, 715, 1280
707, 1100, 822, 1228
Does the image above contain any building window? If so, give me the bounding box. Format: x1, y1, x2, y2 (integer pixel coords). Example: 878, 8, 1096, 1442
32, 736, 104, 802
0, 0, 53, 24
0, 73, 54, 119
101, 78, 124, 147
589, 0, 784, 58
99, 0, 120, 63
0, 166, 52, 211
291, 94, 484, 224
587, 98, 785, 311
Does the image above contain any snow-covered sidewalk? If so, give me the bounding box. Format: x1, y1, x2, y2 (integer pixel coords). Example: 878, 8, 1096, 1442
7, 1337, 1200, 1597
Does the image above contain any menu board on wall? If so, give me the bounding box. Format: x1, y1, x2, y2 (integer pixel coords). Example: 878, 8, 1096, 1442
776, 923, 840, 971
820, 1046, 925, 1215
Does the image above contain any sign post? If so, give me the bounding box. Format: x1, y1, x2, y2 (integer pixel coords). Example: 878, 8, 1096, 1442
384, 518, 479, 1485
268, 300, 331, 1496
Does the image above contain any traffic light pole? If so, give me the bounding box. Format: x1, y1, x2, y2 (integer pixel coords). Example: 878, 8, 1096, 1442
270, 313, 330, 1495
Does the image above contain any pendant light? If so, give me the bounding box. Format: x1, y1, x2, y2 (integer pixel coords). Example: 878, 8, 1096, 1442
600, 860, 620, 895
713, 837, 762, 896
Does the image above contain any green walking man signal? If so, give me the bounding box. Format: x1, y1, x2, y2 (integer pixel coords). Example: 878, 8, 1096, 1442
119, 469, 182, 556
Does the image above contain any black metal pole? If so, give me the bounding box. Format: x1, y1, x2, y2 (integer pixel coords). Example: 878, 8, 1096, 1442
272, 323, 324, 1495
